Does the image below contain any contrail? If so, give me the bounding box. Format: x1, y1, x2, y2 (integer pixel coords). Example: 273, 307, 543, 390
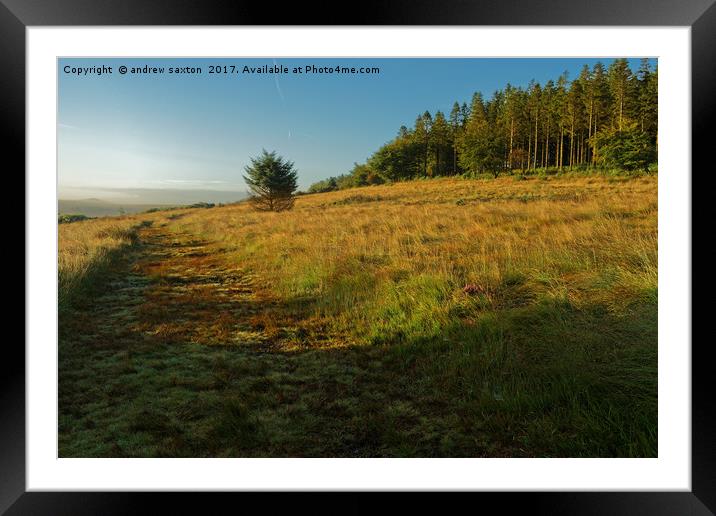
272, 59, 285, 102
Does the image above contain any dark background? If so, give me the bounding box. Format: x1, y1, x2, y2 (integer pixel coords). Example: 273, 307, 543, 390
3, 0, 711, 514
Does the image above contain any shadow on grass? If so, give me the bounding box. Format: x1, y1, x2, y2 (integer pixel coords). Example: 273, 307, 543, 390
58, 222, 151, 314
381, 296, 657, 457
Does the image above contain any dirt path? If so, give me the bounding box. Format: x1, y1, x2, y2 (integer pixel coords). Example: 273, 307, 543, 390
65, 217, 285, 351
131, 221, 274, 349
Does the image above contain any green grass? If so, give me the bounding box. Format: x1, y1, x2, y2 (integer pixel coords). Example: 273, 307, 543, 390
58, 176, 657, 457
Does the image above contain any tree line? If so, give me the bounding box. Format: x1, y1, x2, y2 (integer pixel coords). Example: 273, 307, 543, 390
309, 59, 657, 193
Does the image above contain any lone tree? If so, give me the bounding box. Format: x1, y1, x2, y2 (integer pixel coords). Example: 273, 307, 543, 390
243, 150, 299, 211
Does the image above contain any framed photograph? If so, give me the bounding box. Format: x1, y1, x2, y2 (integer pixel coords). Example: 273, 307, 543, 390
6, 0, 709, 513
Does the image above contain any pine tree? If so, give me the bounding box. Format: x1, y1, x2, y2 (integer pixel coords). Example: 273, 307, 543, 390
636, 59, 658, 139
243, 150, 299, 212
459, 92, 503, 176
608, 58, 633, 132
541, 80, 556, 168
460, 102, 470, 126
554, 73, 570, 170
567, 79, 585, 170
412, 113, 431, 177
590, 62, 611, 165
526, 81, 543, 170
449, 102, 462, 174
579, 65, 595, 166
503, 84, 519, 170
430, 111, 451, 176
458, 93, 486, 174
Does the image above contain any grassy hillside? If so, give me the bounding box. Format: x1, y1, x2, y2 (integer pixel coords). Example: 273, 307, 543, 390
58, 175, 657, 457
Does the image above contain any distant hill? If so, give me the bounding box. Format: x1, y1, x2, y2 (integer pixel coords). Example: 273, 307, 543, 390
59, 189, 249, 217
58, 199, 174, 217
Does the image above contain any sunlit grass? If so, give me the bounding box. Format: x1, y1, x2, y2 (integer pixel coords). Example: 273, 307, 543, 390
58, 217, 140, 310
175, 175, 657, 348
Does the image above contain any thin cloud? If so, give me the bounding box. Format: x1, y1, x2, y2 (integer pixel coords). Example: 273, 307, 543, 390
162, 179, 227, 185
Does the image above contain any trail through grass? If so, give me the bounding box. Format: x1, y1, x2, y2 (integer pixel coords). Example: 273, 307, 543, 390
59, 176, 657, 457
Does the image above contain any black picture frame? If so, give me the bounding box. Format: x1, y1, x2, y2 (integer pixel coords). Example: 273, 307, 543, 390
4, 1, 710, 513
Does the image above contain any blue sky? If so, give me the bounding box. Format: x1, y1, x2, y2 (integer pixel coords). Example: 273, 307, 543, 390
58, 57, 655, 201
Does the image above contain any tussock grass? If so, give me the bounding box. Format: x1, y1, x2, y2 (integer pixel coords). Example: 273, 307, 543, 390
58, 217, 141, 310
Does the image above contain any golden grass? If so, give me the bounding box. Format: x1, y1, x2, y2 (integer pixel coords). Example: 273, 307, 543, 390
58, 216, 141, 309
173, 175, 657, 347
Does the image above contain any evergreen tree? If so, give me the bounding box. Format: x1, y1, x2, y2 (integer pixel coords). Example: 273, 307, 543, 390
567, 79, 585, 169
579, 65, 595, 166
593, 123, 655, 171
243, 150, 299, 211
459, 92, 503, 176
430, 111, 451, 176
541, 80, 556, 168
555, 73, 569, 170
503, 84, 520, 170
591, 62, 611, 164
449, 102, 463, 174
608, 58, 633, 131
412, 114, 431, 176
527, 81, 542, 170
460, 102, 470, 126
636, 59, 658, 138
